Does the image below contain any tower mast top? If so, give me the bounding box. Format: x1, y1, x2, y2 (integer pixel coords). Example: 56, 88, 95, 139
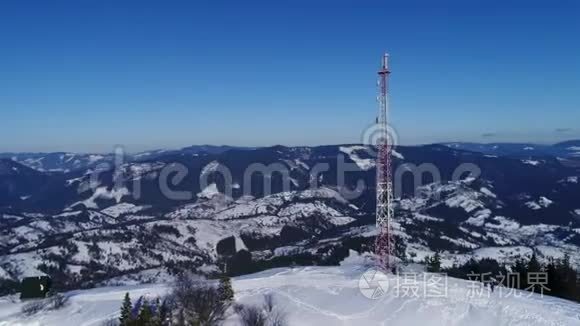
379, 53, 391, 75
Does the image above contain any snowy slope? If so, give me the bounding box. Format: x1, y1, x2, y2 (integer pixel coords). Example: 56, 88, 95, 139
3, 176, 580, 287
0, 187, 358, 284
1, 261, 579, 326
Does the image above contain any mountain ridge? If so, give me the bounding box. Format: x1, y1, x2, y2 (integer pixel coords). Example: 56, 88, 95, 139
1, 144, 579, 290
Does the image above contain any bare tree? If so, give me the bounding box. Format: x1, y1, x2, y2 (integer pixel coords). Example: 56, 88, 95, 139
46, 292, 69, 310
263, 294, 287, 326
21, 292, 69, 316
235, 304, 267, 326
267, 309, 287, 326
170, 273, 229, 326
263, 293, 275, 313
235, 294, 287, 326
21, 300, 45, 316
100, 318, 119, 326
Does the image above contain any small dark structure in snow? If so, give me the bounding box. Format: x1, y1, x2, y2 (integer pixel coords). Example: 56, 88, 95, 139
216, 236, 237, 256
20, 276, 52, 300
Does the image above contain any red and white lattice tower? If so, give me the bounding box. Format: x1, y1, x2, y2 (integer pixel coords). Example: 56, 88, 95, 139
375, 53, 396, 272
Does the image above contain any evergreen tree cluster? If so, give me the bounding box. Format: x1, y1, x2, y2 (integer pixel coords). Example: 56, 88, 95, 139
118, 275, 235, 326
218, 277, 234, 303
119, 293, 170, 326
424, 252, 442, 272
444, 253, 580, 303
528, 254, 578, 302
445, 257, 509, 279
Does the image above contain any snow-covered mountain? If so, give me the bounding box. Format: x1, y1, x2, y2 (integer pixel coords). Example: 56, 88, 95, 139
0, 153, 114, 173
0, 146, 249, 173
1, 257, 579, 325
0, 187, 358, 286
1, 144, 580, 291
0, 159, 53, 208
443, 140, 580, 160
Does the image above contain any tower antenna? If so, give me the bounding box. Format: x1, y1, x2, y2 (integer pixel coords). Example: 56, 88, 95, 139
375, 53, 396, 272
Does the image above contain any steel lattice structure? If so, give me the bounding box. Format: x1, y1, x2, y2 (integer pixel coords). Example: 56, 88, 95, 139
375, 53, 395, 272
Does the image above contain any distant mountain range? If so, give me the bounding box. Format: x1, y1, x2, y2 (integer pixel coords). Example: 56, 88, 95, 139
2, 141, 578, 174
1, 142, 580, 289
0, 145, 249, 173
442, 140, 580, 161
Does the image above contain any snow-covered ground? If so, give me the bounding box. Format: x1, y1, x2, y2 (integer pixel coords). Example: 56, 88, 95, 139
1, 259, 579, 326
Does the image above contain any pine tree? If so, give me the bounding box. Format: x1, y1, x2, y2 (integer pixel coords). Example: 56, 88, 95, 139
425, 252, 442, 273
432, 252, 442, 272
395, 238, 407, 263
423, 256, 431, 268
176, 308, 185, 326
137, 298, 153, 325
512, 258, 528, 289
157, 299, 168, 326
527, 253, 541, 273
559, 254, 578, 300
132, 296, 144, 321
546, 259, 559, 296
120, 292, 132, 326
562, 253, 571, 269
218, 276, 234, 302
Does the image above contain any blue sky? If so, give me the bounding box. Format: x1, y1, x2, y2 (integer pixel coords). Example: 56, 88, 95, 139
1, 0, 579, 153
